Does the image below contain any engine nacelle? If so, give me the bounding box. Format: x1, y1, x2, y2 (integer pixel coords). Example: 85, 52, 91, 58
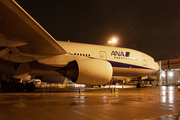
60, 59, 113, 85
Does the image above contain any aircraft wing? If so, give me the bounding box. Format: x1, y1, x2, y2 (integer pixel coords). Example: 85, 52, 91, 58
0, 0, 67, 55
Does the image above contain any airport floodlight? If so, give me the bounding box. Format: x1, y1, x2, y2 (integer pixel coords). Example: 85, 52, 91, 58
112, 38, 117, 43
168, 71, 173, 77
108, 38, 117, 46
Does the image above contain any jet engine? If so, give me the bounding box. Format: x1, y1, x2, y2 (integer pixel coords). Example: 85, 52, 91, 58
59, 59, 113, 85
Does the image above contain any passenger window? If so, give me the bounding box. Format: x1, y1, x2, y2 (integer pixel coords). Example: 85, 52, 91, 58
74, 53, 76, 55
80, 54, 82, 56
77, 53, 79, 55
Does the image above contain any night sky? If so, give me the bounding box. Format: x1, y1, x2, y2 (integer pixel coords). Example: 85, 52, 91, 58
16, 0, 180, 61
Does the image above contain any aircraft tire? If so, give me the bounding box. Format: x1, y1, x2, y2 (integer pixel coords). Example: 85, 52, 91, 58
25, 83, 35, 92
4, 83, 13, 92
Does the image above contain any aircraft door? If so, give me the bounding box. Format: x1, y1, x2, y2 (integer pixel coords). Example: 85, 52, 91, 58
100, 51, 107, 60
142, 55, 148, 66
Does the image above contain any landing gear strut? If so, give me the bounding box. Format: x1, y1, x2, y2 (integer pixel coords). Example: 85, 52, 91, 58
136, 77, 144, 88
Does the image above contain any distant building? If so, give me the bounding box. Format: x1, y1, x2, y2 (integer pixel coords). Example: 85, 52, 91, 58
158, 58, 180, 85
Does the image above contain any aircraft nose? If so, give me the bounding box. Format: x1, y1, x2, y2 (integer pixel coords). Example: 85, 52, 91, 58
155, 62, 159, 71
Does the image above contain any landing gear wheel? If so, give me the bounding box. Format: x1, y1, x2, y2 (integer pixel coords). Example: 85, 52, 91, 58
15, 83, 24, 92
5, 83, 13, 92
25, 83, 35, 92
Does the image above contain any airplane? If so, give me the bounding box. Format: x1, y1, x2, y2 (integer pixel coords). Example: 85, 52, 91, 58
0, 0, 159, 92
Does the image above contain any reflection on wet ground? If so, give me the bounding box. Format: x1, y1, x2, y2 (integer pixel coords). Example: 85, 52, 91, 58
0, 85, 180, 120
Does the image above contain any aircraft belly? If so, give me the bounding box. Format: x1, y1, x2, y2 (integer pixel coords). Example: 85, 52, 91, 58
112, 67, 154, 77
29, 70, 61, 76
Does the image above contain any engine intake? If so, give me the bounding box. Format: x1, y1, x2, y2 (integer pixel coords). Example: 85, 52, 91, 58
59, 59, 113, 85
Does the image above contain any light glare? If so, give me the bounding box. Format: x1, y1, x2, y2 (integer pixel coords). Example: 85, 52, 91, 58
112, 38, 117, 43
168, 72, 173, 77
161, 72, 165, 77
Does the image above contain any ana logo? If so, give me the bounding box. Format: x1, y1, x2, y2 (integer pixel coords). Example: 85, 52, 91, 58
111, 51, 130, 57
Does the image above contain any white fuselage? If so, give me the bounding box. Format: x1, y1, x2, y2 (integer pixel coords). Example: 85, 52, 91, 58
57, 41, 159, 77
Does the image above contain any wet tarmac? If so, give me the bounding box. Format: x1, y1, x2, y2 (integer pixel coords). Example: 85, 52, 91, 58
0, 85, 180, 120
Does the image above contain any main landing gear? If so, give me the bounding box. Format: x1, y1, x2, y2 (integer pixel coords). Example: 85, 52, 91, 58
1, 79, 35, 92
136, 77, 144, 88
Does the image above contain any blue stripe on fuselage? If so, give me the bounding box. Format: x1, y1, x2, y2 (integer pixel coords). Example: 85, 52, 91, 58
108, 60, 153, 70
72, 55, 153, 70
